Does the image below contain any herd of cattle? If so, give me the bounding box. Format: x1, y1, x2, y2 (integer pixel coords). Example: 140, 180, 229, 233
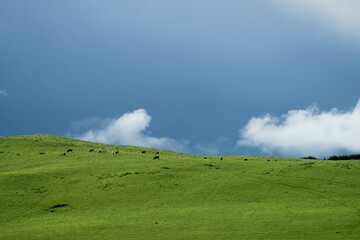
59, 149, 161, 160
59, 149, 226, 161
60, 150, 281, 162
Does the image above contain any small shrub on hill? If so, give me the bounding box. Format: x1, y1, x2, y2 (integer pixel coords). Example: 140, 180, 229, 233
302, 156, 317, 159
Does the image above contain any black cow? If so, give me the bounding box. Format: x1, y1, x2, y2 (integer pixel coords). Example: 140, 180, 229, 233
141, 151, 146, 154
115, 151, 119, 154
60, 153, 66, 156
153, 156, 159, 160
67, 149, 73, 152
89, 149, 94, 152
220, 157, 223, 160
244, 158, 248, 161
155, 152, 159, 154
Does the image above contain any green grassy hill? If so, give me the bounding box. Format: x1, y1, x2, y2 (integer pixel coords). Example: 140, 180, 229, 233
1, 135, 359, 239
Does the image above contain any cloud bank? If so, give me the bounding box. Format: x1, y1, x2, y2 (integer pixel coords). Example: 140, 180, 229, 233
270, 0, 360, 43
76, 109, 187, 152
238, 100, 360, 157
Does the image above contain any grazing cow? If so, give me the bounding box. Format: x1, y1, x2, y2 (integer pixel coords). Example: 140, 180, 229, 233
275, 159, 277, 162
102, 150, 106, 153
220, 157, 223, 160
267, 159, 270, 162
111, 151, 114, 154
204, 157, 207, 159
115, 151, 119, 154
89, 149, 94, 152
60, 153, 66, 156
141, 151, 146, 154
155, 152, 159, 154
153, 156, 159, 160
244, 158, 248, 161
67, 149, 72, 152
98, 150, 102, 153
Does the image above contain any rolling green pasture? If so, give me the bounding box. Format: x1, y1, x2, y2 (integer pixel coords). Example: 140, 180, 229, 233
1, 135, 359, 239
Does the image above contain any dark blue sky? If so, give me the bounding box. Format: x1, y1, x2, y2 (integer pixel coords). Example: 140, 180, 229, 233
1, 1, 360, 157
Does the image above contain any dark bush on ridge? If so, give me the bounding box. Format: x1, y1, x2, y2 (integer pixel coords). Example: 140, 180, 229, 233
328, 154, 360, 160
302, 156, 317, 159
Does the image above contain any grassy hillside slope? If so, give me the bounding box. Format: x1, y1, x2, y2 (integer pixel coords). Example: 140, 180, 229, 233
1, 135, 359, 239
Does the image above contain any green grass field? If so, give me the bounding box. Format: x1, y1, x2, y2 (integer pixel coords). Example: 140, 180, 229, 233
1, 135, 359, 239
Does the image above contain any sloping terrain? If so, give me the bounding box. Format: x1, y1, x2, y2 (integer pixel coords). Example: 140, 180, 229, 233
0, 135, 359, 239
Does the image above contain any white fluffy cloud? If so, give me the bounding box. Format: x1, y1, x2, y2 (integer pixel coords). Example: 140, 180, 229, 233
270, 0, 360, 42
238, 100, 360, 157
77, 109, 187, 152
